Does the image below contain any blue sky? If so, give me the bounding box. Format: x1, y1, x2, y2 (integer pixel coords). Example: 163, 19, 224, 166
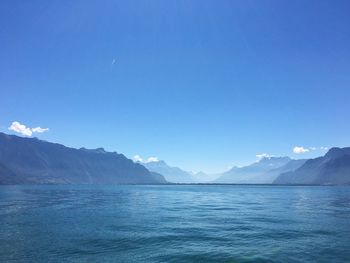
1, 0, 350, 173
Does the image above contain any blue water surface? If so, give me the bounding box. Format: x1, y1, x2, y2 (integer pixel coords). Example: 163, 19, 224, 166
1, 185, 350, 262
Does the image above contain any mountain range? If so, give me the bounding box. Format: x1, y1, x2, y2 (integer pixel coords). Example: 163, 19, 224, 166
274, 147, 350, 185
0, 132, 166, 185
213, 157, 306, 184
1, 132, 350, 185
142, 160, 194, 183
213, 147, 350, 185
142, 160, 220, 183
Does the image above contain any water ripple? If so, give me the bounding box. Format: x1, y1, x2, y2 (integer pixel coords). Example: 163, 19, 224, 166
1, 185, 350, 262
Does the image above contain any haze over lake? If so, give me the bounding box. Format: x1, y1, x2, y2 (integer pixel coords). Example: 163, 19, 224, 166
1, 185, 350, 262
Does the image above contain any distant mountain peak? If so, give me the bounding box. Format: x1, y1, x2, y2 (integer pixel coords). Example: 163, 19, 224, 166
142, 159, 194, 183
148, 160, 166, 165
258, 156, 291, 162
214, 156, 294, 184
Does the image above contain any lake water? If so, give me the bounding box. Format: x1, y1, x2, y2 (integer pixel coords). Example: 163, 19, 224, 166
1, 185, 350, 262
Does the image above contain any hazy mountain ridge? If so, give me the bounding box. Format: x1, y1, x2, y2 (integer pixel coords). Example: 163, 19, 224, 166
1, 132, 350, 185
274, 147, 350, 185
214, 157, 299, 184
247, 159, 308, 184
143, 160, 219, 183
142, 160, 194, 183
0, 133, 166, 185
190, 171, 220, 183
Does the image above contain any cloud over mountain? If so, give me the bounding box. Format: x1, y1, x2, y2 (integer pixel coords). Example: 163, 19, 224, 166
293, 146, 329, 154
293, 146, 309, 154
133, 155, 159, 163
8, 121, 49, 137
256, 153, 273, 160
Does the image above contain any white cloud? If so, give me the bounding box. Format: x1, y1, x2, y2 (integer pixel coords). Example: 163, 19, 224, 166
133, 155, 159, 163
32, 127, 49, 133
293, 146, 310, 154
133, 155, 143, 163
8, 121, 32, 136
256, 153, 272, 160
8, 121, 49, 137
146, 156, 159, 163
293, 146, 328, 154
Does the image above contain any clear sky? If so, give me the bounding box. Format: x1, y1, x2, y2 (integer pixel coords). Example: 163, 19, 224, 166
1, 0, 350, 173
